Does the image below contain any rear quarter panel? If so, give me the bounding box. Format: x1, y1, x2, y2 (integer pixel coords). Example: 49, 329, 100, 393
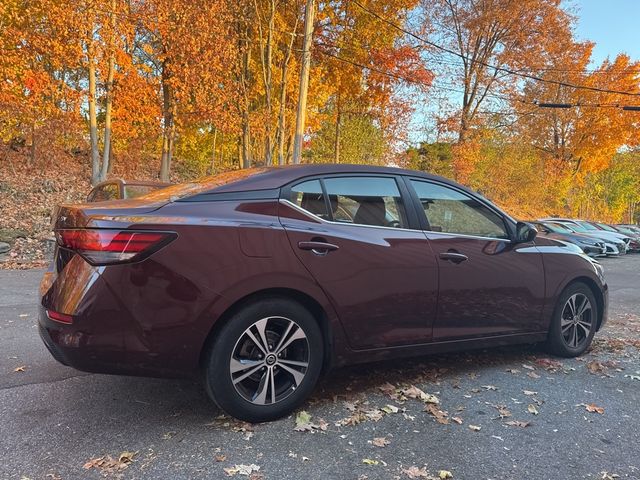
87, 199, 346, 373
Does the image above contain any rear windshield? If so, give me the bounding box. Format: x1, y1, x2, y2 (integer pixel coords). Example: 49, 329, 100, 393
124, 184, 165, 199
137, 168, 268, 202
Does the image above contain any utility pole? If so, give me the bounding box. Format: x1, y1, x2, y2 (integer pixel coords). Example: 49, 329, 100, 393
292, 0, 315, 164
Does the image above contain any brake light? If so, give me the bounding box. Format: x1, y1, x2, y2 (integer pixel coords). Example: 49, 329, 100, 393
55, 229, 175, 265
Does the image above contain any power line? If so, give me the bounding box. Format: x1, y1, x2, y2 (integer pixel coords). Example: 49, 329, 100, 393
352, 0, 640, 98
316, 46, 640, 111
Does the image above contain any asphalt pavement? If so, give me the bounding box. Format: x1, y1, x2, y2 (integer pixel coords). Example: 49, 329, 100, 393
1, 256, 639, 480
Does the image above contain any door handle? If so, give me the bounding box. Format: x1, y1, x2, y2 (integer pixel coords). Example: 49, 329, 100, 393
298, 241, 339, 256
439, 251, 468, 264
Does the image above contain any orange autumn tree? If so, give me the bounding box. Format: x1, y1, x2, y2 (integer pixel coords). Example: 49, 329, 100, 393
0, 0, 84, 165
420, 0, 576, 182
312, 0, 433, 164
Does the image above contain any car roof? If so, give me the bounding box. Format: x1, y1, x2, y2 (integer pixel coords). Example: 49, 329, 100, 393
207, 164, 455, 193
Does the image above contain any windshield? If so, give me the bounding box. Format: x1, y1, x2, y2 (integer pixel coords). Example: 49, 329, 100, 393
575, 220, 598, 231
596, 223, 616, 232
545, 222, 573, 234
559, 221, 587, 233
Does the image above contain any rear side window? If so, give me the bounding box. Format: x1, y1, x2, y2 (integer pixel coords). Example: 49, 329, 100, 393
290, 180, 329, 219
323, 177, 407, 228
410, 180, 508, 239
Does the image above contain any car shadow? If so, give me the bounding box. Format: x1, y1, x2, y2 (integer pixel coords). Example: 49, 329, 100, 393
56, 343, 553, 428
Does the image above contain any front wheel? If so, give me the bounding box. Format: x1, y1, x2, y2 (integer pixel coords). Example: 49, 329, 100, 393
545, 282, 598, 357
204, 297, 323, 422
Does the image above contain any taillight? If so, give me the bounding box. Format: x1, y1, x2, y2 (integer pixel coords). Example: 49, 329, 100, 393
55, 229, 176, 265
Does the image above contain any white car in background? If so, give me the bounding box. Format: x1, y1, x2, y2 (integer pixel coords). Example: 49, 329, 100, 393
540, 218, 629, 255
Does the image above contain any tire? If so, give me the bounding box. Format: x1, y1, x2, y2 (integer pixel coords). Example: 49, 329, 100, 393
545, 282, 598, 357
204, 297, 323, 422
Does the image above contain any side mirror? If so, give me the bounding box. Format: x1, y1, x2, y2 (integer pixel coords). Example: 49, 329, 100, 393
516, 221, 537, 243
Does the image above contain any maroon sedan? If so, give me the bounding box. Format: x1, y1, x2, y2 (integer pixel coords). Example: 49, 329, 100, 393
39, 165, 608, 422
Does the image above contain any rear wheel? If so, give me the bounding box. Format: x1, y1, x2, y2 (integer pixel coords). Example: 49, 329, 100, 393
204, 297, 323, 422
545, 282, 597, 357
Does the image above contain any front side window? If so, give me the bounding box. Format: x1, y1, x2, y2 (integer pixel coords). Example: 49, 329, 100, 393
289, 180, 329, 219
323, 177, 407, 228
410, 180, 508, 239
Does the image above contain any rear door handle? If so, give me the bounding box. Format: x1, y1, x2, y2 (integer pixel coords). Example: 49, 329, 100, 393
439, 252, 468, 264
298, 241, 339, 256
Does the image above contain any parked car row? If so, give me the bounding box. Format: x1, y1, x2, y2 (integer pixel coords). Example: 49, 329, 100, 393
532, 218, 640, 257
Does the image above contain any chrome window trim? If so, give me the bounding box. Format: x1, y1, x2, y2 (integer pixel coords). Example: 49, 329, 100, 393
424, 229, 512, 243
279, 199, 426, 234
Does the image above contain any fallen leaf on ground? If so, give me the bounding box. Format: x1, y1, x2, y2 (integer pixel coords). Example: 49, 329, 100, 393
527, 404, 539, 415
371, 437, 390, 448
223, 464, 260, 476
481, 385, 497, 391
382, 404, 399, 414
587, 361, 605, 374
402, 385, 439, 404
585, 403, 605, 414
362, 458, 379, 465
493, 404, 511, 418
425, 403, 449, 424
14, 366, 26, 372
365, 409, 384, 422
535, 358, 563, 371
83, 451, 136, 474
215, 454, 227, 462
294, 411, 327, 432
451, 416, 463, 425
527, 371, 541, 379
402, 466, 430, 478
523, 390, 538, 396
379, 382, 399, 398
439, 470, 453, 479
505, 420, 531, 428
468, 425, 481, 431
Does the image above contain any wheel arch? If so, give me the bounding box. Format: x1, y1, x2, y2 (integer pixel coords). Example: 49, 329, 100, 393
198, 287, 335, 374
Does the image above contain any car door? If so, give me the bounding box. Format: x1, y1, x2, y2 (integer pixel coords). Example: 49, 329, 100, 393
407, 178, 545, 340
279, 175, 438, 350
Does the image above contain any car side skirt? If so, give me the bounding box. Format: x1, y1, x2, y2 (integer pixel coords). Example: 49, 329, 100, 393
332, 331, 549, 368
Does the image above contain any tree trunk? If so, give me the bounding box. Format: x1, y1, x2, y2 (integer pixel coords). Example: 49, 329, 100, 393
99, 0, 116, 182
87, 34, 100, 185
239, 24, 252, 169
258, 0, 275, 166
210, 128, 218, 174
30, 121, 36, 166
292, 0, 315, 164
334, 108, 341, 163
159, 60, 174, 182
276, 13, 298, 166
242, 113, 251, 169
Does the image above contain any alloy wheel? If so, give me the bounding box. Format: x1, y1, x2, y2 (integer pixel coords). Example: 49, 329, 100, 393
560, 293, 593, 349
230, 316, 310, 405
